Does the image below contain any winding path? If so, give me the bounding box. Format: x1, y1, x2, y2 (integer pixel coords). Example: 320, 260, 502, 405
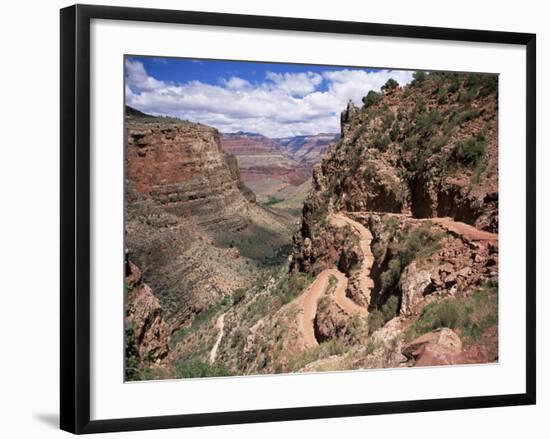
293, 210, 497, 350
430, 217, 498, 245
209, 313, 225, 364
330, 213, 375, 308
295, 213, 374, 348
295, 269, 342, 349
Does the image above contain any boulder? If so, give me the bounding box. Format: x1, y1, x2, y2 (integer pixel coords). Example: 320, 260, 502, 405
402, 327, 462, 360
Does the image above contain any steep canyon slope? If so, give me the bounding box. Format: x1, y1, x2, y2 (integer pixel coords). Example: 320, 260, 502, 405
125, 71, 499, 380
125, 109, 293, 336
289, 72, 499, 370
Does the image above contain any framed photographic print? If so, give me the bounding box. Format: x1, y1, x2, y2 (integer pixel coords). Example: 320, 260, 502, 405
60, 4, 536, 434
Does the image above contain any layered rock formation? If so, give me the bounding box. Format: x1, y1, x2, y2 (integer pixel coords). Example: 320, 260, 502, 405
220, 132, 310, 186
125, 108, 293, 333
276, 133, 340, 167
125, 256, 170, 374
126, 111, 255, 234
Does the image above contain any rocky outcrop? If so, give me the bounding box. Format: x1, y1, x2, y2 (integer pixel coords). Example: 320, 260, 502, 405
295, 73, 499, 239
125, 256, 170, 368
126, 110, 293, 332
287, 73, 499, 372
399, 261, 434, 316
402, 327, 493, 367
126, 112, 255, 234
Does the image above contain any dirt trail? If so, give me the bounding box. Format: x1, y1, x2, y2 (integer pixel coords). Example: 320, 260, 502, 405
331, 269, 368, 316
295, 269, 340, 348
208, 313, 225, 364
348, 211, 498, 245
293, 211, 497, 350
430, 217, 498, 245
295, 213, 374, 348
330, 213, 375, 306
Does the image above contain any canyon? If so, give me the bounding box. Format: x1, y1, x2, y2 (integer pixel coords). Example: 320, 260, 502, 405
125, 71, 499, 380
220, 131, 338, 205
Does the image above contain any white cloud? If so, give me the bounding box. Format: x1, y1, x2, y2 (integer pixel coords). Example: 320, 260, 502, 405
125, 59, 166, 92
222, 76, 252, 90
265, 71, 323, 97
125, 60, 413, 138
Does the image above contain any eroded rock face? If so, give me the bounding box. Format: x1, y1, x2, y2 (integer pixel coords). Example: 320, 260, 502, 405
293, 73, 499, 280
276, 133, 340, 167
125, 257, 170, 367
125, 111, 293, 332
314, 300, 349, 342
220, 132, 310, 185
126, 116, 254, 234
399, 261, 434, 316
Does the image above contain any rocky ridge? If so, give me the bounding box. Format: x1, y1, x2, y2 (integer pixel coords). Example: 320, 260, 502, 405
125, 108, 294, 336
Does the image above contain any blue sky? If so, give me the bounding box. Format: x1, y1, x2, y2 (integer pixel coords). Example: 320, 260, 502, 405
125, 56, 413, 137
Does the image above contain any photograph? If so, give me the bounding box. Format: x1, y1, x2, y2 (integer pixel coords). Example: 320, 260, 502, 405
124, 56, 499, 381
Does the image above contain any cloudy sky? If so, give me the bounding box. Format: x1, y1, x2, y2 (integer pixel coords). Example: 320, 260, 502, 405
125, 56, 413, 138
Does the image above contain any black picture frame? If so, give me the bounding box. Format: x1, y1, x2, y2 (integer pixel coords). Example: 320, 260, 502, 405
60, 4, 536, 434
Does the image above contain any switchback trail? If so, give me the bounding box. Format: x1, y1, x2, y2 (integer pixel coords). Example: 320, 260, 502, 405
330, 213, 375, 308
209, 313, 225, 364
295, 213, 374, 348
295, 269, 344, 349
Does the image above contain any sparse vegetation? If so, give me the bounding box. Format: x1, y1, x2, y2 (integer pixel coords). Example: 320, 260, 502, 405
362, 90, 381, 108
174, 359, 231, 378
263, 195, 285, 206
288, 339, 346, 371
412, 70, 427, 85
405, 282, 498, 344
453, 134, 486, 167
380, 224, 445, 293
382, 78, 399, 92
368, 294, 400, 334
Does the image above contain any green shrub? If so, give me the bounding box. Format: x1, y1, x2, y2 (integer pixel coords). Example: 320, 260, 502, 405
125, 322, 141, 381
263, 195, 284, 206
381, 258, 402, 290
382, 295, 400, 321
362, 90, 381, 108
369, 133, 391, 151
415, 108, 443, 136
273, 271, 315, 305
412, 70, 427, 85
382, 112, 395, 130
382, 78, 399, 92
368, 310, 383, 334
232, 287, 247, 305
352, 124, 368, 143
405, 282, 498, 343
478, 75, 498, 97
389, 121, 400, 142
379, 224, 444, 294
453, 134, 486, 166
288, 339, 346, 371
174, 359, 231, 378
451, 108, 482, 126
446, 78, 460, 94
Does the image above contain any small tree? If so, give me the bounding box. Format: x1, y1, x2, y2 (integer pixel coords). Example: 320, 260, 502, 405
362, 90, 381, 108
412, 70, 427, 85
382, 78, 399, 92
